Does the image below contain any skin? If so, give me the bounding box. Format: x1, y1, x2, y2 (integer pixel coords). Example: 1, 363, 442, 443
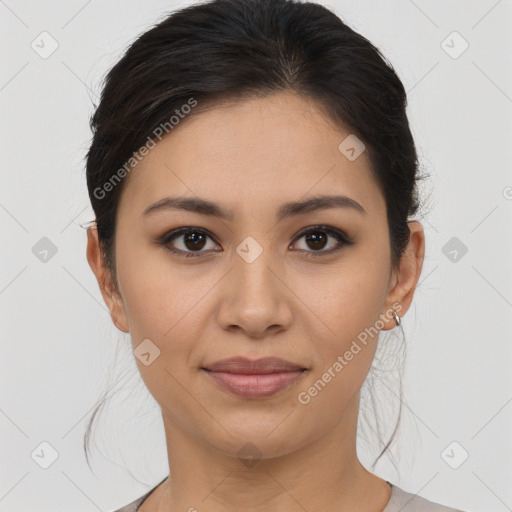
87, 91, 424, 512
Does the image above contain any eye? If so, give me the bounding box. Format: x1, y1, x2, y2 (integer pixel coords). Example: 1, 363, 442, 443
158, 227, 220, 258
157, 225, 353, 259
290, 225, 353, 256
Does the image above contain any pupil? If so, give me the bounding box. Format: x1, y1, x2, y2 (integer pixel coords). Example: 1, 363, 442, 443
306, 231, 327, 250
185, 232, 206, 250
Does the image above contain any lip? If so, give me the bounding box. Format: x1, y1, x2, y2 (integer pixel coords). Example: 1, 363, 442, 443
202, 356, 306, 374
202, 369, 307, 398
201, 357, 308, 399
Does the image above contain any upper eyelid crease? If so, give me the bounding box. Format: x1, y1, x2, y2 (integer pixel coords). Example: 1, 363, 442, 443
159, 225, 352, 257
142, 194, 367, 220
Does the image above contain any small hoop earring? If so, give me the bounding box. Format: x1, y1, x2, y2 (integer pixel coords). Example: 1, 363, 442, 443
392, 310, 401, 327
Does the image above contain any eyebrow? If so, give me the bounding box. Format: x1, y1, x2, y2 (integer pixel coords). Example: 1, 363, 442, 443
142, 194, 367, 221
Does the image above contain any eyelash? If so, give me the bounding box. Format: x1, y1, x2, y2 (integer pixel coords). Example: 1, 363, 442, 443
157, 225, 354, 259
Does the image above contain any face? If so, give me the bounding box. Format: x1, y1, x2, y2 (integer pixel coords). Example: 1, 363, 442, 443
88, 91, 424, 461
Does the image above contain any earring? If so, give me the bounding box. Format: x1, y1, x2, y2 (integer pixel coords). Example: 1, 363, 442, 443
392, 310, 401, 327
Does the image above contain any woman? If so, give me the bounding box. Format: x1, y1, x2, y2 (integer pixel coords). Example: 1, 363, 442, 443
84, 0, 466, 510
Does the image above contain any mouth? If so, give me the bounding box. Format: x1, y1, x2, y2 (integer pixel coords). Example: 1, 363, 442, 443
201, 356, 308, 399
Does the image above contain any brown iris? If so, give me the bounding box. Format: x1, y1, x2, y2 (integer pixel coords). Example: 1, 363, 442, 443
305, 231, 328, 251
183, 231, 207, 251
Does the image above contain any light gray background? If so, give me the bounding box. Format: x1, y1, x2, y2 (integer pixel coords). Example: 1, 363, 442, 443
1, 1, 511, 511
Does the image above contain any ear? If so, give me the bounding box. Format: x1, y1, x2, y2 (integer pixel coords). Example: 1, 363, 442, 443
380, 221, 425, 330
86, 225, 130, 333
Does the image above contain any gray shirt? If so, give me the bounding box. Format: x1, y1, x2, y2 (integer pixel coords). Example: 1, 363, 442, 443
112, 478, 466, 511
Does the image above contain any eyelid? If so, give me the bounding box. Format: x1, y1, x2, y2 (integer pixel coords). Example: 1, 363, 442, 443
157, 225, 353, 258
158, 226, 217, 244
289, 225, 353, 255
157, 227, 221, 258
291, 225, 352, 243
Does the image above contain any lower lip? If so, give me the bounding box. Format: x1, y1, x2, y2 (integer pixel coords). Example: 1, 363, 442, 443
202, 369, 306, 398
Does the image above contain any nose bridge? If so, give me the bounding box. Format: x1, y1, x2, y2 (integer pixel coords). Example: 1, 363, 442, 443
216, 235, 292, 336
235, 239, 278, 298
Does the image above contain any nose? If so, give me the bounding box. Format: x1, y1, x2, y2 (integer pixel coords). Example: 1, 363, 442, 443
216, 245, 293, 339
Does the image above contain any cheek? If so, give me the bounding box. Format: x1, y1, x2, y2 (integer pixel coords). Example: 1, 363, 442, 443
292, 262, 389, 420
117, 228, 390, 345
292, 247, 391, 389
114, 238, 205, 344
297, 253, 390, 339
115, 250, 210, 405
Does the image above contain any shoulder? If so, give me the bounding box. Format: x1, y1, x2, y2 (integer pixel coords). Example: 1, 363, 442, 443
112, 479, 468, 512
111, 476, 168, 512
111, 492, 151, 512
384, 483, 467, 512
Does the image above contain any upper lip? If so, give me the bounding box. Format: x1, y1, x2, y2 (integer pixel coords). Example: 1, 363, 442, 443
202, 357, 307, 374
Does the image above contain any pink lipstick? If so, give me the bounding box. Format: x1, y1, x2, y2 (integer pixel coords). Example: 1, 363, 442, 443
201, 356, 307, 398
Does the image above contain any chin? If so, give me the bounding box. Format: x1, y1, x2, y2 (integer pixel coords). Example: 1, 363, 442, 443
204, 418, 311, 463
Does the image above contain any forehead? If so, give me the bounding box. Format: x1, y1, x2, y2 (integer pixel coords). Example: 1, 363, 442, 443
118, 91, 385, 218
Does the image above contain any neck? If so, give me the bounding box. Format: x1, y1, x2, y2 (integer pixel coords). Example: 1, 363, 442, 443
147, 393, 391, 512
